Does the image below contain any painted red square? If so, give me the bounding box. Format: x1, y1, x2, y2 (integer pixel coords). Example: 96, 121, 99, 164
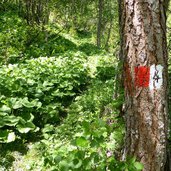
135, 66, 150, 87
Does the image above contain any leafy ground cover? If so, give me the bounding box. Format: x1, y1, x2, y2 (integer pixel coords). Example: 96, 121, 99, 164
0, 10, 144, 171
0, 54, 89, 143
2, 2, 171, 171
0, 54, 143, 170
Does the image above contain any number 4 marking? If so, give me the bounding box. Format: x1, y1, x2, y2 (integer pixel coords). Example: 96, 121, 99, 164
149, 64, 163, 90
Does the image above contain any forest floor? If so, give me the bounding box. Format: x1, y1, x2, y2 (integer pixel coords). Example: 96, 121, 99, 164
0, 23, 125, 170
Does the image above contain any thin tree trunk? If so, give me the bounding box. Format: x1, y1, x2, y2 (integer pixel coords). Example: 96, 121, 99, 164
25, 0, 30, 24
97, 0, 103, 48
18, 0, 22, 15
71, 0, 77, 29
105, 4, 112, 51
120, 1, 169, 170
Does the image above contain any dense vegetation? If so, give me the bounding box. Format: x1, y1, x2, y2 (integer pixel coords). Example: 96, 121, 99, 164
0, 1, 171, 171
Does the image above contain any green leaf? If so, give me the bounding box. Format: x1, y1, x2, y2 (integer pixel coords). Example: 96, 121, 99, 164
21, 97, 34, 108
42, 124, 54, 133
0, 112, 8, 116
75, 151, 85, 159
32, 99, 42, 108
0, 115, 19, 128
72, 158, 82, 169
0, 105, 11, 113
17, 122, 35, 133
27, 79, 35, 85
54, 155, 62, 163
0, 130, 15, 143
76, 137, 89, 148
131, 157, 136, 162
59, 160, 69, 171
134, 162, 144, 170
0, 130, 9, 142
19, 113, 34, 123
13, 100, 22, 109
7, 98, 22, 109
82, 121, 90, 135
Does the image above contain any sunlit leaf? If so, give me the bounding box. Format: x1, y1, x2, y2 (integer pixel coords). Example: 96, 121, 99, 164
17, 122, 35, 133
76, 137, 89, 147
0, 105, 11, 113
134, 162, 144, 170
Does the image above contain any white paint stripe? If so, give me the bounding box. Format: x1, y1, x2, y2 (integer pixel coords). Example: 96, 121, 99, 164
149, 64, 163, 90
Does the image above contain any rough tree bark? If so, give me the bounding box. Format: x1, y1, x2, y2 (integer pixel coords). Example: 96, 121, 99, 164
24, 0, 50, 25
119, 1, 170, 171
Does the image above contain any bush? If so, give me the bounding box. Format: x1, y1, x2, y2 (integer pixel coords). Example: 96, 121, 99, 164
33, 78, 142, 171
0, 55, 89, 143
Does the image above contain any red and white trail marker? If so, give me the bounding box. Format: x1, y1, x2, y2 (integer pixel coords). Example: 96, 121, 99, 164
135, 64, 163, 90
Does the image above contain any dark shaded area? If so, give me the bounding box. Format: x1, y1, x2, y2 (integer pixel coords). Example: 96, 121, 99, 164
0, 140, 28, 170
96, 66, 116, 81
79, 43, 103, 55
76, 29, 92, 38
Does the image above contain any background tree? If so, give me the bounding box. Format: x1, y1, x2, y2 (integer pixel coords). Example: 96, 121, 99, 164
97, 0, 103, 48
119, 0, 170, 170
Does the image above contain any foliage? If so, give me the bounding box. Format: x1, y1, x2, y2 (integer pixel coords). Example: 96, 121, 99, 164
0, 11, 79, 64
0, 11, 27, 64
0, 1, 145, 170
39, 79, 123, 171
10, 68, 142, 171
0, 54, 89, 143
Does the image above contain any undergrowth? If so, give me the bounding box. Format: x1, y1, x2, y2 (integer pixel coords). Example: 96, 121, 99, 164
0, 10, 144, 171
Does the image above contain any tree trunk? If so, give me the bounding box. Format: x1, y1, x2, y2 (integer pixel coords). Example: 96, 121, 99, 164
97, 0, 103, 48
120, 1, 169, 170
105, 0, 112, 51
71, 0, 77, 29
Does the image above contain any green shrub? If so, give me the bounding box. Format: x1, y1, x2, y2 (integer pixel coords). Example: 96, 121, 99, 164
0, 55, 89, 143
34, 78, 143, 171
0, 11, 27, 64
0, 12, 79, 65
